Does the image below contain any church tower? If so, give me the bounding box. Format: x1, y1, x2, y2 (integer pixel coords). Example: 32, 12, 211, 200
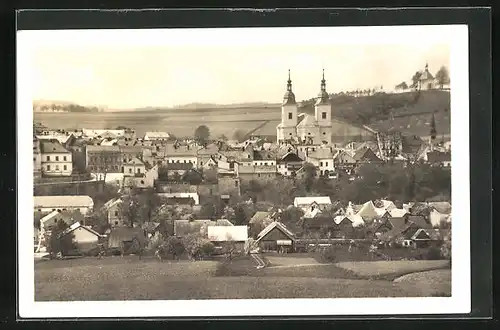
277, 69, 298, 143
315, 69, 332, 145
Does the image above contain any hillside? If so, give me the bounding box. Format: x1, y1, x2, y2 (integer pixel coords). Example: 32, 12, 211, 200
299, 90, 451, 136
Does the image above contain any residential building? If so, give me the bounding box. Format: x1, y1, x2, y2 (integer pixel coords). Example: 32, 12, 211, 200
123, 157, 146, 176
82, 129, 125, 139
207, 225, 248, 252
306, 146, 336, 177
293, 196, 332, 213
353, 146, 383, 164
157, 192, 200, 205
34, 195, 94, 215
100, 198, 123, 227
276, 150, 304, 177
197, 143, 220, 168
426, 151, 451, 168
333, 150, 357, 174
217, 173, 241, 197
236, 164, 277, 185
144, 131, 170, 141
165, 143, 198, 167
256, 221, 296, 252
85, 145, 122, 174
40, 141, 73, 176
39, 209, 85, 232
57, 222, 103, 254
120, 145, 144, 165
252, 150, 276, 167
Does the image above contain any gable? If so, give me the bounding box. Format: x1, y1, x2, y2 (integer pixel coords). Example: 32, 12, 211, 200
72, 227, 100, 243
413, 229, 431, 240
260, 226, 292, 241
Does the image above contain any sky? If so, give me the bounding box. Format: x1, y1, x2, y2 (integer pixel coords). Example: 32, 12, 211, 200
20, 26, 452, 109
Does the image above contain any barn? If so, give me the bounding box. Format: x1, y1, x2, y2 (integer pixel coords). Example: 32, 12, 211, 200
255, 221, 296, 253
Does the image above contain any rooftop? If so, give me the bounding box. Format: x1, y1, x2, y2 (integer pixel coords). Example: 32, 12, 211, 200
40, 141, 70, 154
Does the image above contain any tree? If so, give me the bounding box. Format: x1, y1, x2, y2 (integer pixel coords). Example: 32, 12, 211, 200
301, 162, 317, 192
182, 169, 203, 185
395, 81, 408, 91
47, 220, 76, 258
162, 236, 186, 260
435, 66, 450, 89
279, 207, 304, 225
410, 71, 423, 90
430, 113, 437, 141
221, 234, 238, 260
232, 129, 247, 142
218, 134, 228, 141
194, 125, 210, 143
183, 234, 214, 260
203, 167, 218, 184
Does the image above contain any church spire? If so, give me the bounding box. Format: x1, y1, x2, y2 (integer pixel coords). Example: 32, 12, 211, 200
287, 69, 292, 92
321, 68, 326, 92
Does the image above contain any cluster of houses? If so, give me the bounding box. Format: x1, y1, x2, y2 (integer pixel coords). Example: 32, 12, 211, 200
33, 192, 451, 256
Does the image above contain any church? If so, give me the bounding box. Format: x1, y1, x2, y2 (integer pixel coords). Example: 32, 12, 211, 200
276, 70, 333, 146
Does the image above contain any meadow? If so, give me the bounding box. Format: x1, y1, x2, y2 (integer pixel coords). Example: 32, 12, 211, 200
34, 255, 451, 301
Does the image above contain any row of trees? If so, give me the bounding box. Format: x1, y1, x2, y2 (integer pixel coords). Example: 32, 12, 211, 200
398, 65, 450, 91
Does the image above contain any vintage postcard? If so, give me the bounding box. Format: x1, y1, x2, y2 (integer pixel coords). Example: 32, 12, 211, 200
17, 24, 470, 318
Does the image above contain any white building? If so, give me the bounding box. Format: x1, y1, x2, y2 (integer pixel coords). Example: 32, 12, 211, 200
34, 195, 94, 215
144, 131, 170, 141
305, 146, 336, 177
276, 70, 333, 146
165, 143, 198, 167
122, 157, 146, 177
82, 129, 125, 139
40, 141, 73, 176
293, 196, 332, 213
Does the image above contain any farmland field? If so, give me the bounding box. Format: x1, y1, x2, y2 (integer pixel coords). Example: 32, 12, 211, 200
34, 256, 451, 301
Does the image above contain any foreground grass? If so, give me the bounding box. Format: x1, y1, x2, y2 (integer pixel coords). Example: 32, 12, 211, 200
35, 259, 431, 301
336, 260, 450, 279
393, 269, 451, 297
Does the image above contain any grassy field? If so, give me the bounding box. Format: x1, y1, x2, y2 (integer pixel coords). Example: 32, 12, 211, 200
35, 256, 451, 301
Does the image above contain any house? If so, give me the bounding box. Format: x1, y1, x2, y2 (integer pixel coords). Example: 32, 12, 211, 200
197, 143, 220, 168
123, 157, 146, 177
40, 141, 73, 176
306, 146, 336, 177
141, 222, 161, 238
355, 200, 390, 223
219, 148, 254, 167
299, 214, 337, 238
82, 129, 125, 139
217, 173, 241, 197
353, 146, 382, 164
85, 145, 122, 174
256, 221, 296, 252
276, 150, 304, 177
165, 143, 198, 167
333, 214, 365, 228
34, 195, 94, 215
157, 192, 200, 205
100, 198, 123, 227
252, 150, 276, 167
39, 209, 85, 232
106, 227, 147, 254
174, 219, 233, 238
333, 150, 357, 174
120, 145, 144, 165
426, 151, 451, 168
249, 211, 273, 230
293, 196, 332, 213
144, 131, 170, 141
207, 225, 248, 252
57, 222, 103, 255
236, 164, 277, 185
377, 221, 422, 248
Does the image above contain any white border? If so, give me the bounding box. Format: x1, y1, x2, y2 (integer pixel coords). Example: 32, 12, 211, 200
17, 25, 470, 318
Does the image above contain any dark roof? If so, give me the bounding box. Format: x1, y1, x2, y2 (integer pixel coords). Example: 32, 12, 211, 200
353, 147, 381, 162
40, 141, 70, 154
401, 135, 425, 154
427, 151, 451, 163
107, 227, 146, 249
388, 216, 407, 230
407, 215, 432, 229
253, 150, 276, 160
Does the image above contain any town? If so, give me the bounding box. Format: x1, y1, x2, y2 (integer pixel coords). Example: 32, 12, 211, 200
33, 64, 452, 300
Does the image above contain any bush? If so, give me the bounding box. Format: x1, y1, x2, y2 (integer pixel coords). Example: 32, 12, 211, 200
313, 245, 338, 263
183, 234, 215, 260
162, 236, 186, 259
426, 246, 443, 260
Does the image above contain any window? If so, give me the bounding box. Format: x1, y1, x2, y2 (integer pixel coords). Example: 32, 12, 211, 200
115, 221, 118, 225
46, 156, 50, 161
63, 156, 67, 161
55, 165, 59, 171
137, 168, 141, 173
325, 162, 328, 167
322, 112, 327, 119
63, 165, 67, 171
33, 157, 36, 162
323, 132, 326, 135
308, 132, 311, 135
47, 165, 51, 171
114, 211, 118, 216
288, 112, 292, 119
55, 156, 59, 161
289, 133, 292, 136
200, 161, 203, 166
140, 180, 145, 184
264, 162, 268, 166
129, 168, 132, 173
320, 162, 323, 166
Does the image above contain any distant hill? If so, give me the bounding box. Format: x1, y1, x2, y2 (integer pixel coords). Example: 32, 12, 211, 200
132, 102, 279, 112
299, 90, 451, 136
33, 100, 101, 113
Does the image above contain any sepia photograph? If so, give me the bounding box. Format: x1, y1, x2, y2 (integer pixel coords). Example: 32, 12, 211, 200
17, 23, 471, 318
